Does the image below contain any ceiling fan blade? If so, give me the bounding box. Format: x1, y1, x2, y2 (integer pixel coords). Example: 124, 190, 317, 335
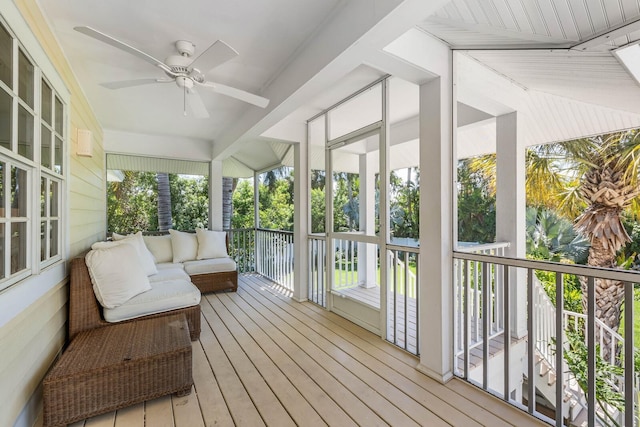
74, 26, 173, 75
189, 40, 238, 74
186, 88, 210, 119
101, 78, 174, 90
201, 81, 269, 108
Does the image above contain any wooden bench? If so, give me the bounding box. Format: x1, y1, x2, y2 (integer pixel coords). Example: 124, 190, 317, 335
43, 314, 192, 427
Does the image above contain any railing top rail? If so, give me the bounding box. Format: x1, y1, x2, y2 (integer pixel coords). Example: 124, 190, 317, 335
456, 241, 511, 252
308, 234, 326, 240
387, 244, 420, 253
255, 228, 294, 236
454, 251, 640, 284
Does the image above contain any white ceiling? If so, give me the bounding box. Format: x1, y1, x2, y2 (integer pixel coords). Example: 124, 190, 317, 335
39, 0, 343, 141
36, 0, 640, 175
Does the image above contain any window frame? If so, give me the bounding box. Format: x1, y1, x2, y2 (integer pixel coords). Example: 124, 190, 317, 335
0, 14, 67, 293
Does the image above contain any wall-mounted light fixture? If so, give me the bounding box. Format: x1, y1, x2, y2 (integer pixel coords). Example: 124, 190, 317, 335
76, 128, 93, 157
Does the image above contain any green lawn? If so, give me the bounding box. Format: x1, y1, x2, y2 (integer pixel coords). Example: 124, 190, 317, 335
618, 297, 640, 347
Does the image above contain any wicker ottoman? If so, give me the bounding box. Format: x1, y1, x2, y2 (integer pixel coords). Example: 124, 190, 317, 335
43, 314, 193, 427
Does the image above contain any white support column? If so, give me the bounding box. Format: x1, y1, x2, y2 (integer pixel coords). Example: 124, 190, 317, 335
495, 112, 527, 338
293, 141, 309, 302
416, 70, 454, 383
254, 171, 260, 275
209, 160, 223, 231
358, 149, 377, 288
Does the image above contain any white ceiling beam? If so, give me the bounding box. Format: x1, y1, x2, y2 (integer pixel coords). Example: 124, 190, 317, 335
422, 16, 575, 49
212, 0, 450, 160
571, 17, 640, 51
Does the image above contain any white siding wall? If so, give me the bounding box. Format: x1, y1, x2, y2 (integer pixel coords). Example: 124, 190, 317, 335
1, 1, 105, 426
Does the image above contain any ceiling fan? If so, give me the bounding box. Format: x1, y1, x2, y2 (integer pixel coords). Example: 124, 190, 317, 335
74, 26, 270, 118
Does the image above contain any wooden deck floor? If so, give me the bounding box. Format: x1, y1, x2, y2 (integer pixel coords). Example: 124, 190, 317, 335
61, 274, 547, 427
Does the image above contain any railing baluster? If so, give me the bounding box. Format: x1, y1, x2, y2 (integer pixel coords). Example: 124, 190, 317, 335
415, 257, 419, 354
482, 261, 490, 390
404, 251, 408, 349
527, 268, 535, 416
587, 276, 596, 427
393, 250, 397, 345
464, 260, 470, 380
624, 281, 634, 427
503, 264, 510, 401
474, 261, 480, 343
555, 272, 563, 427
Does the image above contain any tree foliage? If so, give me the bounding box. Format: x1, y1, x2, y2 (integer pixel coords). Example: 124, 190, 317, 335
107, 171, 208, 233
457, 158, 496, 243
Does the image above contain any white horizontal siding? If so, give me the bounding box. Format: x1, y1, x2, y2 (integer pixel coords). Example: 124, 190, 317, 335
3, 1, 106, 427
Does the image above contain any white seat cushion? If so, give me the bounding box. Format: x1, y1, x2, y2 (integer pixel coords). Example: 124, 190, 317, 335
148, 268, 190, 283
183, 258, 237, 275
103, 279, 201, 323
155, 262, 185, 271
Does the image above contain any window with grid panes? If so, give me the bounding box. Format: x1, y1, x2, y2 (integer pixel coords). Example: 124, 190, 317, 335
0, 18, 65, 291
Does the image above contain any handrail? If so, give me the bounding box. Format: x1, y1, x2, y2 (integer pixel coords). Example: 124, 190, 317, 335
457, 242, 511, 252
454, 251, 640, 283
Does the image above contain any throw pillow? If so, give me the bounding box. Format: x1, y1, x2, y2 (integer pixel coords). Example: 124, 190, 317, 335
195, 228, 229, 260
85, 243, 152, 309
111, 232, 129, 241
92, 232, 158, 276
142, 234, 173, 264
169, 229, 198, 263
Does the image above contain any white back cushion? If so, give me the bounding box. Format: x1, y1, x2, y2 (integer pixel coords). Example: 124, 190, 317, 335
169, 230, 198, 263
93, 232, 157, 276
196, 228, 228, 260
85, 243, 151, 309
142, 234, 173, 264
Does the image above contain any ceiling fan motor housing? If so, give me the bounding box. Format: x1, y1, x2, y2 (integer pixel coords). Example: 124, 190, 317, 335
175, 40, 195, 57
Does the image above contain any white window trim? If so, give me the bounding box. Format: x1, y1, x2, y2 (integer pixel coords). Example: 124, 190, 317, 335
0, 2, 69, 295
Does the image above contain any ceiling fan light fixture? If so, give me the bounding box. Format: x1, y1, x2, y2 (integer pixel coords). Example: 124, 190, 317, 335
175, 76, 194, 89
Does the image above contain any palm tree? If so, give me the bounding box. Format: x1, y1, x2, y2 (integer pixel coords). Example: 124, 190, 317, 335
222, 177, 237, 230
532, 131, 640, 361
467, 130, 640, 361
157, 172, 172, 232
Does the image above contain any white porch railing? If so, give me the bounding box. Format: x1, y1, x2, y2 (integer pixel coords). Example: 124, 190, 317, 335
387, 245, 419, 354
255, 228, 294, 291
455, 242, 510, 358
453, 249, 638, 427
308, 235, 326, 307
306, 235, 420, 355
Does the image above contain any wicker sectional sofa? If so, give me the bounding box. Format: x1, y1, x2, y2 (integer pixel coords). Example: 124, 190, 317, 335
42, 230, 239, 426
68, 255, 202, 341
139, 230, 238, 294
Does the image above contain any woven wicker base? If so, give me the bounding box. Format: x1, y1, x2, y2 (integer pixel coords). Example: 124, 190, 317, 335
43, 315, 192, 427
190, 270, 238, 293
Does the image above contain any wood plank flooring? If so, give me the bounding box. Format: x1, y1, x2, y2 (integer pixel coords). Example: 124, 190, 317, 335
60, 274, 547, 427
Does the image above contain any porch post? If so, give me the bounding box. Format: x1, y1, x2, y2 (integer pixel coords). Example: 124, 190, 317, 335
495, 112, 527, 338
358, 150, 377, 288
293, 141, 309, 302
416, 69, 454, 382
209, 160, 223, 231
